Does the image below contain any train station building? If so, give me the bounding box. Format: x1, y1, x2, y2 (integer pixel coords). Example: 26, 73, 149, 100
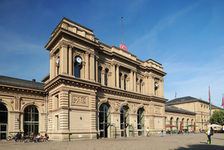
0, 18, 222, 140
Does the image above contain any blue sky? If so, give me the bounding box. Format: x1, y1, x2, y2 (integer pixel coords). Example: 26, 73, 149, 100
0, 0, 224, 107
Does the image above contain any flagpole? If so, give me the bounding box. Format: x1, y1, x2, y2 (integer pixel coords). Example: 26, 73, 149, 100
121, 16, 123, 44
209, 86, 211, 116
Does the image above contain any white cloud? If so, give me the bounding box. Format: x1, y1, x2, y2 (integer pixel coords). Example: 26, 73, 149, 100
129, 2, 200, 53
164, 47, 224, 107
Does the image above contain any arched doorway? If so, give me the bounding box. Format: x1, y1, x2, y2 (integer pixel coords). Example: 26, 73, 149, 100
137, 108, 144, 136
99, 103, 110, 138
24, 105, 39, 136
176, 118, 179, 130
120, 105, 129, 137
0, 103, 7, 140
170, 117, 173, 131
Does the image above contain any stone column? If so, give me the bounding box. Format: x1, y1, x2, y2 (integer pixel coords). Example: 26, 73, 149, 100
69, 47, 73, 76
116, 65, 119, 88
90, 54, 95, 81
133, 72, 136, 92
101, 69, 105, 85
60, 44, 68, 75
160, 79, 164, 97
130, 70, 133, 91
111, 64, 115, 87
85, 53, 89, 80
121, 74, 124, 89
96, 58, 98, 82
50, 55, 54, 80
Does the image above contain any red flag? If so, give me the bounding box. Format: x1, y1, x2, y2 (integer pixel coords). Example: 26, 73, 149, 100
208, 86, 211, 103
120, 43, 127, 51
221, 96, 224, 106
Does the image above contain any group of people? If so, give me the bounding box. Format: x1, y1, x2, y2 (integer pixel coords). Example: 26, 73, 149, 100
14, 132, 49, 142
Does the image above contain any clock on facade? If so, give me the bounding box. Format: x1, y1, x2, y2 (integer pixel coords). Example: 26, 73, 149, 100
76, 56, 82, 64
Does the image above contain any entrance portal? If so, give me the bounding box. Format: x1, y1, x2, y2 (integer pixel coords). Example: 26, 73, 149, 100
137, 108, 144, 136
99, 103, 110, 138
24, 105, 39, 136
0, 103, 7, 140
120, 106, 128, 137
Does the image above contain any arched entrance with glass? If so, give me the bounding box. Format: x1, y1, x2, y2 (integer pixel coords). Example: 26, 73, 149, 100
120, 105, 129, 137
99, 103, 110, 138
176, 118, 179, 130
0, 103, 7, 140
24, 105, 39, 136
137, 107, 144, 136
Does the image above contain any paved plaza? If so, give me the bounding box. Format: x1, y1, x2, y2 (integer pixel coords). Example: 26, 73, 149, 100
0, 133, 224, 150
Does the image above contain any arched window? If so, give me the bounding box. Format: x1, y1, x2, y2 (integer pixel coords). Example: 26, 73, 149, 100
187, 119, 189, 131
56, 56, 60, 75
176, 118, 179, 130
104, 68, 109, 86
170, 117, 173, 131
124, 75, 127, 90
74, 56, 82, 78
99, 103, 110, 138
119, 73, 122, 88
24, 105, 39, 136
137, 108, 144, 136
181, 118, 184, 130
140, 79, 142, 93
0, 103, 8, 140
98, 66, 102, 83
154, 81, 159, 95
120, 106, 129, 137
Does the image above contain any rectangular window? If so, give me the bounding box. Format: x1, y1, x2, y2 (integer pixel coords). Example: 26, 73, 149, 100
98, 67, 102, 83
55, 95, 59, 109
119, 73, 122, 88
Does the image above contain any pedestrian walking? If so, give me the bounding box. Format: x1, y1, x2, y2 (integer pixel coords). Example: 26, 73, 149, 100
146, 128, 150, 137
161, 129, 164, 137
206, 127, 214, 144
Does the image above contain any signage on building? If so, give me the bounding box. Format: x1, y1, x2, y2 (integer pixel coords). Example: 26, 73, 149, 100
120, 43, 127, 51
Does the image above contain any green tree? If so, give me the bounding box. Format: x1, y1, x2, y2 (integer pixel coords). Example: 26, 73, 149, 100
209, 110, 224, 125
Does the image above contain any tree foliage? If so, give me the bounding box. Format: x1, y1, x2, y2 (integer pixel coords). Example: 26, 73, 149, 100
209, 110, 224, 125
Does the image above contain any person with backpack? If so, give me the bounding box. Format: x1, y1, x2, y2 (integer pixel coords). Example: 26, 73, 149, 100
206, 127, 214, 144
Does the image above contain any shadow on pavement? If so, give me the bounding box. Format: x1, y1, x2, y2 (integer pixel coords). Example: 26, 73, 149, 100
174, 144, 224, 150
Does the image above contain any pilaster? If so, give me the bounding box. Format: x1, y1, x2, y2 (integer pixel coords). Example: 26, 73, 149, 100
69, 46, 73, 76
60, 44, 68, 75
90, 54, 95, 81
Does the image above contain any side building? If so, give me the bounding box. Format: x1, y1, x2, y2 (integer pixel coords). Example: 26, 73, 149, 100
166, 96, 223, 131
165, 105, 196, 132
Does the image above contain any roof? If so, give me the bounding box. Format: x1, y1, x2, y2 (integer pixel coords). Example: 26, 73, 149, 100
165, 105, 196, 115
0, 75, 44, 90
211, 105, 224, 110
167, 96, 210, 105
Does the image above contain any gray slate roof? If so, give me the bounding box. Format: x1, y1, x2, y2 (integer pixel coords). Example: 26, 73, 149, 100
165, 105, 196, 115
167, 96, 210, 105
0, 75, 44, 90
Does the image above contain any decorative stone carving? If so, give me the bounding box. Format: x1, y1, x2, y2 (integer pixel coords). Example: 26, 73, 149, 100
154, 106, 161, 114
129, 103, 137, 114
71, 95, 89, 107
110, 101, 120, 112
14, 96, 21, 110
